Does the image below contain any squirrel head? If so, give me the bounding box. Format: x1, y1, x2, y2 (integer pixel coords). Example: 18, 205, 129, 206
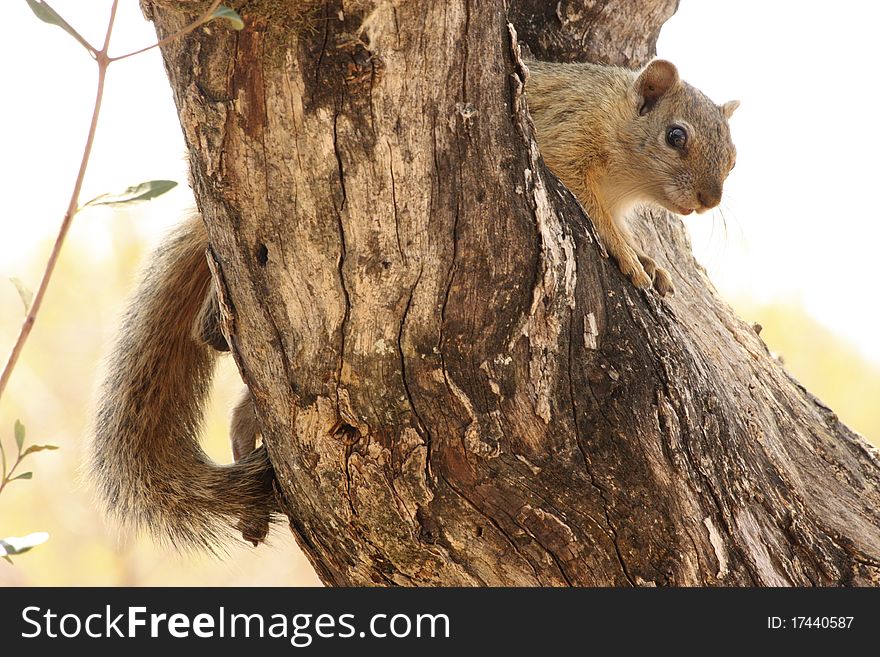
617, 59, 738, 216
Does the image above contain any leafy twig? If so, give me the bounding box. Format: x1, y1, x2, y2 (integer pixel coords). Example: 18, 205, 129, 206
0, 1, 243, 403
0, 420, 58, 496
0, 1, 119, 402
24, 0, 98, 56
0, 421, 58, 563
0, 0, 242, 565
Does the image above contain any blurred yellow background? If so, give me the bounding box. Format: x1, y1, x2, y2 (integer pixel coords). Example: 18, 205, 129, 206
1, 1, 878, 586
0, 217, 321, 586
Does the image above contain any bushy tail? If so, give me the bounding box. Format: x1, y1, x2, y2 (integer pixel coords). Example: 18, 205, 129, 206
90, 215, 276, 551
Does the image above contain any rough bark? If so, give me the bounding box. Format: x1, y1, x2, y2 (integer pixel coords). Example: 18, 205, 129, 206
508, 0, 679, 66
143, 0, 880, 586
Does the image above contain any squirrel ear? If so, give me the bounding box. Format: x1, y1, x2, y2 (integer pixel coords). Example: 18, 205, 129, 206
720, 100, 740, 119
636, 59, 679, 115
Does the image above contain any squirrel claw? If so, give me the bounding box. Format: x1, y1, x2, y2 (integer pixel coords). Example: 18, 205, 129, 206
622, 259, 652, 289
653, 266, 675, 297
638, 254, 675, 297
638, 253, 657, 280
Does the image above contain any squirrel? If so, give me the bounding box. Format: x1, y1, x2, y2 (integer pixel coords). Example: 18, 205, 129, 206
525, 58, 738, 295
90, 213, 275, 551
89, 57, 737, 552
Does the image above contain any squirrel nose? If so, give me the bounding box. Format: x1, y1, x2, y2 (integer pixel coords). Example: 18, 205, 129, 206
697, 186, 722, 209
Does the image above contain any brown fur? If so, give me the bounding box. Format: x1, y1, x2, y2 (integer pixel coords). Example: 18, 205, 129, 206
230, 387, 261, 462
90, 214, 275, 551
525, 59, 738, 294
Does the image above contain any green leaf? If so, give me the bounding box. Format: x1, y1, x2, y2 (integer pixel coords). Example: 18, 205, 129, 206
211, 6, 245, 30
0, 532, 49, 557
83, 180, 178, 208
11, 472, 33, 481
2, 555, 12, 564
21, 444, 59, 457
24, 0, 95, 54
24, 0, 67, 26
14, 420, 25, 453
9, 278, 33, 313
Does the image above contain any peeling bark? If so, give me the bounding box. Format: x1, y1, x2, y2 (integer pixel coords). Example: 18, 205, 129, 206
144, 0, 880, 586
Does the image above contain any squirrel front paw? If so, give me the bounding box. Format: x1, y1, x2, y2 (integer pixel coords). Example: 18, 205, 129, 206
652, 266, 674, 296
619, 253, 653, 289
638, 254, 675, 296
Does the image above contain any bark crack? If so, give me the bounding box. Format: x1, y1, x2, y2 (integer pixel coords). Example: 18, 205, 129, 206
314, 1, 332, 89
510, 504, 575, 585
461, 0, 470, 100
331, 105, 359, 533
398, 267, 432, 485
567, 309, 636, 586
438, 473, 543, 584
387, 139, 404, 259
437, 124, 459, 356
332, 111, 351, 417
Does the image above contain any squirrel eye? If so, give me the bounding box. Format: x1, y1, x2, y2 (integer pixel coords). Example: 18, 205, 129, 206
665, 125, 688, 151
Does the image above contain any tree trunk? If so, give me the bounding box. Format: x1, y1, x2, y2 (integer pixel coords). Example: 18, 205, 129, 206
143, 0, 880, 586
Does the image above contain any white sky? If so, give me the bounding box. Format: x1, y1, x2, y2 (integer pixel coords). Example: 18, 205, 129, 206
658, 2, 880, 363
2, 1, 879, 363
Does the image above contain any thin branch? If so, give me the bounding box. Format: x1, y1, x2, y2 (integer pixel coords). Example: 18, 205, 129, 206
101, 0, 120, 55
0, 0, 232, 403
0, 453, 22, 495
0, 4, 118, 402
26, 0, 99, 58
0, 436, 24, 495
109, 0, 223, 63
50, 12, 98, 57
